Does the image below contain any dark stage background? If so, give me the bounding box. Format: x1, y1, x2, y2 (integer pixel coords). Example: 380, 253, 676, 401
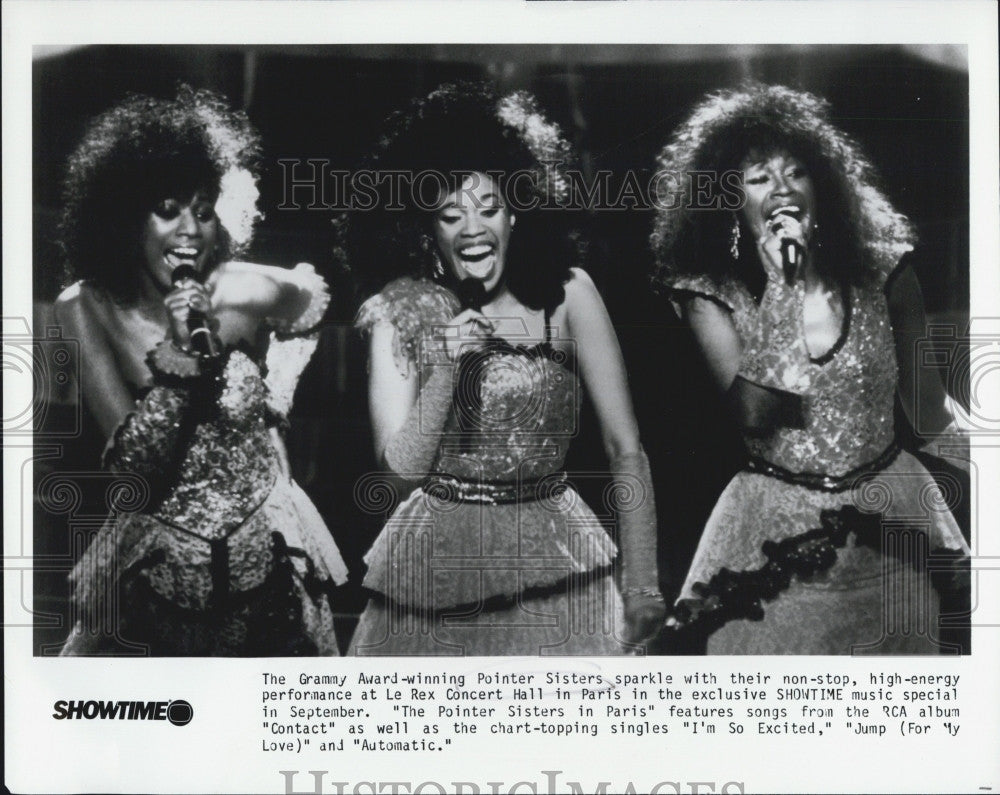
31, 44, 970, 654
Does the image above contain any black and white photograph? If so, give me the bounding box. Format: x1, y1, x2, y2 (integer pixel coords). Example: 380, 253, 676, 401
27, 42, 975, 658
5, 1, 999, 793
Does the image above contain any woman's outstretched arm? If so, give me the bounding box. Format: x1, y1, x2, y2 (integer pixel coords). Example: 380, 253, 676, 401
209, 261, 329, 341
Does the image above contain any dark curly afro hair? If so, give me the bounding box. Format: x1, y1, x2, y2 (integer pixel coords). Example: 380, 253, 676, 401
336, 80, 582, 312
650, 82, 915, 293
59, 85, 262, 305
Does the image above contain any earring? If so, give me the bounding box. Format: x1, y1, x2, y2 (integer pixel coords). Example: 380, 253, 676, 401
729, 216, 741, 260
420, 234, 445, 281
431, 252, 445, 281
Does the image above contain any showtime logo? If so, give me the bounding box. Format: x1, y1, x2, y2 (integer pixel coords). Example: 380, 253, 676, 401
52, 699, 193, 726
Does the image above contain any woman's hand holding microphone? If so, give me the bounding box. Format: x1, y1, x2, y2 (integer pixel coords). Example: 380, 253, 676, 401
440, 308, 496, 362
755, 209, 810, 286
164, 267, 220, 357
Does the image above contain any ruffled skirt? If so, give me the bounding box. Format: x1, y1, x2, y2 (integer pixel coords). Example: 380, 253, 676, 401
678, 451, 969, 655
349, 485, 630, 656
60, 478, 347, 656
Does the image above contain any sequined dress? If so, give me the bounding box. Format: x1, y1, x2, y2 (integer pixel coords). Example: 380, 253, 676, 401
668, 268, 969, 655
349, 277, 628, 656
61, 269, 348, 656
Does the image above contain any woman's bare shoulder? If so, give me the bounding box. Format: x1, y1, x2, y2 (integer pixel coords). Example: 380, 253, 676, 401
54, 281, 114, 329
563, 266, 598, 296
55, 280, 95, 307
559, 267, 608, 328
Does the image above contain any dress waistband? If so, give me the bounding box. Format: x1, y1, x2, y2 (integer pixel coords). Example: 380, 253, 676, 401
746, 440, 901, 492
421, 472, 568, 505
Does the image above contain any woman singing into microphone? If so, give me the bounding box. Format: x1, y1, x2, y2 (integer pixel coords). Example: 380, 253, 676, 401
651, 83, 970, 654
56, 87, 347, 656
341, 82, 664, 655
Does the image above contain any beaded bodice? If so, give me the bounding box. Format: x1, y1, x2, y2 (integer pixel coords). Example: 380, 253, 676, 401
435, 342, 579, 482
739, 284, 896, 475
151, 350, 277, 540
356, 277, 579, 485
671, 273, 898, 477
109, 334, 320, 541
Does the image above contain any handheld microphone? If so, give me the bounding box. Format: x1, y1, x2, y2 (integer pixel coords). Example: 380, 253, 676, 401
457, 278, 487, 312
454, 278, 490, 445
780, 238, 802, 287
769, 208, 804, 286
171, 264, 219, 357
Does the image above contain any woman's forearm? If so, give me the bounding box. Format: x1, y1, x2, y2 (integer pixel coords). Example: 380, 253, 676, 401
103, 385, 193, 477
381, 364, 456, 479
103, 341, 221, 478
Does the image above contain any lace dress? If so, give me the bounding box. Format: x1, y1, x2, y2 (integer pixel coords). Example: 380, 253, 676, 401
349, 277, 628, 656
60, 267, 348, 656
667, 267, 969, 655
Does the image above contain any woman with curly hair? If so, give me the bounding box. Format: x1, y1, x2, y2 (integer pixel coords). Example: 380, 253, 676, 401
651, 83, 970, 654
343, 82, 664, 655
56, 87, 347, 656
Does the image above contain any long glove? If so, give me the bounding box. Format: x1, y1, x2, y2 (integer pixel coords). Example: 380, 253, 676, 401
610, 448, 666, 645
382, 363, 457, 480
